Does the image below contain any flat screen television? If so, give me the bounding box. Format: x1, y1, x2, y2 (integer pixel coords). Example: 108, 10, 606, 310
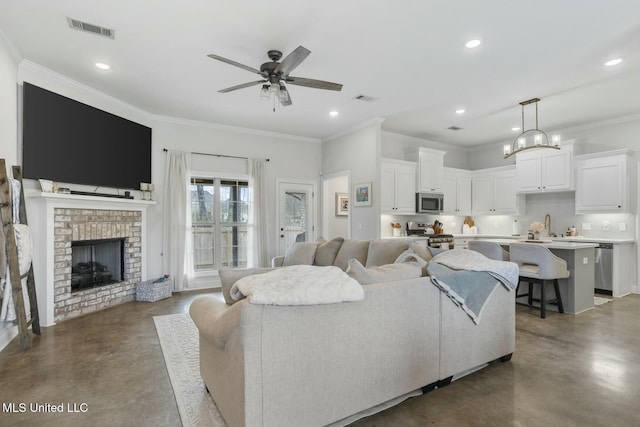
22, 82, 152, 191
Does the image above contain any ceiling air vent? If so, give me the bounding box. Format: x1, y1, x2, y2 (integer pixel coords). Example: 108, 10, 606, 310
353, 94, 378, 102
448, 126, 463, 131
67, 17, 114, 39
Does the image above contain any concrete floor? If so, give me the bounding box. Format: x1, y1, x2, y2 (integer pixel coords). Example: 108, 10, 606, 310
1, 291, 639, 427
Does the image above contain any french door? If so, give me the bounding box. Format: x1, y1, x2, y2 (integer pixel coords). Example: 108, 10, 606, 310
277, 180, 316, 256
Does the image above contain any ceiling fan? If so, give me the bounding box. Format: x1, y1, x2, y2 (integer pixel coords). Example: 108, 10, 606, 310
207, 46, 343, 108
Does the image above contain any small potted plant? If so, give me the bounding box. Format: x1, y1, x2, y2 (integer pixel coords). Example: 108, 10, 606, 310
530, 221, 544, 240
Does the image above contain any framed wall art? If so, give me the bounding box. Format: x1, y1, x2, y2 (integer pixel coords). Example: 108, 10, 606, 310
353, 182, 372, 207
335, 193, 349, 216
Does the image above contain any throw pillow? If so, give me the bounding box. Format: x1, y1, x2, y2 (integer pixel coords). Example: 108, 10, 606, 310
314, 237, 345, 266
346, 258, 422, 285
282, 242, 320, 266
219, 267, 275, 304
333, 239, 370, 271
395, 248, 429, 276
365, 239, 411, 267
410, 243, 433, 262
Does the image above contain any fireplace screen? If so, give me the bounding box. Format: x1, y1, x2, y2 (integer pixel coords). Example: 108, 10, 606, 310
71, 238, 124, 292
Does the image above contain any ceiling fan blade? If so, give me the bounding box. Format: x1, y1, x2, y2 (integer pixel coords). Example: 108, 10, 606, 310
207, 53, 262, 75
285, 76, 343, 91
218, 80, 266, 93
275, 46, 311, 77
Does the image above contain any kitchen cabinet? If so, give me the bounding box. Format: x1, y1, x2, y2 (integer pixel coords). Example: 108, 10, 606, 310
516, 143, 573, 193
472, 167, 520, 215
575, 150, 635, 213
380, 159, 416, 214
443, 168, 471, 215
405, 147, 446, 192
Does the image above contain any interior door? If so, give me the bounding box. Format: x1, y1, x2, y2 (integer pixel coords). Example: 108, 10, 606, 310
278, 181, 315, 255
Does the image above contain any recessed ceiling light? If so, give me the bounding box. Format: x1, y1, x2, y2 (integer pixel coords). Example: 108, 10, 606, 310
465, 39, 481, 49
95, 62, 110, 70
604, 58, 622, 67
329, 111, 339, 117
511, 126, 521, 132
455, 109, 465, 114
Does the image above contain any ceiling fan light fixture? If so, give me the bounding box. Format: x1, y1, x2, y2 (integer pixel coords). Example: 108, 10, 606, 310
278, 82, 289, 102
503, 97, 560, 159
260, 84, 270, 100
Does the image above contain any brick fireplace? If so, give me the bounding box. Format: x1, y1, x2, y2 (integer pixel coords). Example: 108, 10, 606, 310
26, 192, 153, 326
53, 208, 142, 322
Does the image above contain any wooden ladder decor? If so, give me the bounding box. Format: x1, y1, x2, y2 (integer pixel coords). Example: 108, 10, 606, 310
0, 159, 40, 350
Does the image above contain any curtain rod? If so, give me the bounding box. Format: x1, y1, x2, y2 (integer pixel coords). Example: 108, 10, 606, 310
163, 148, 269, 162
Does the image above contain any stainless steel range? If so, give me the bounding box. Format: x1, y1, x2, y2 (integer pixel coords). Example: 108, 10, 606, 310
427, 234, 454, 250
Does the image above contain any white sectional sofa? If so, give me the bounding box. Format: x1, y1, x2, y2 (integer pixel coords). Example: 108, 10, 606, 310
189, 238, 515, 427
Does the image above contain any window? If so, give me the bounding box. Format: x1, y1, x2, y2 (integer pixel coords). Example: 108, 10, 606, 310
190, 177, 249, 272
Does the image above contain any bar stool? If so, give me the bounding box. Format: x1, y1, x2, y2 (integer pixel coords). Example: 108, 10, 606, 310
468, 241, 510, 261
509, 243, 569, 318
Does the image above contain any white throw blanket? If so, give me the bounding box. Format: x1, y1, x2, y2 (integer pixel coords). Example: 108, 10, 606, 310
431, 248, 519, 290
230, 265, 364, 305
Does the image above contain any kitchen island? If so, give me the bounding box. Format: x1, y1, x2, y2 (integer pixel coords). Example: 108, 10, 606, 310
477, 239, 598, 314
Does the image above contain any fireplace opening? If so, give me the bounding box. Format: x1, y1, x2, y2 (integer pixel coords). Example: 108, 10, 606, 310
71, 238, 125, 292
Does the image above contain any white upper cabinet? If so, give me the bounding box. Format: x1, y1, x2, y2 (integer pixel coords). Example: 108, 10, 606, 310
381, 159, 417, 214
442, 168, 471, 215
405, 147, 446, 193
472, 167, 519, 215
516, 143, 573, 193
575, 151, 635, 213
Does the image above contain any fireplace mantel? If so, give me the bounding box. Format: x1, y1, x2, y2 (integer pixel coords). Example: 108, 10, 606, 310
25, 190, 154, 326
25, 189, 156, 210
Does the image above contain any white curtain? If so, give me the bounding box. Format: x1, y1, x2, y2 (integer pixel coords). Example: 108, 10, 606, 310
247, 159, 269, 267
162, 150, 194, 290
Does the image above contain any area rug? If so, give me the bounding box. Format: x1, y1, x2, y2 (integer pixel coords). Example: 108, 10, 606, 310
153, 313, 227, 427
594, 296, 612, 306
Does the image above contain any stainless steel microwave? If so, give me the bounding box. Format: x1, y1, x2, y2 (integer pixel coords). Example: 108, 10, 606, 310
416, 192, 444, 213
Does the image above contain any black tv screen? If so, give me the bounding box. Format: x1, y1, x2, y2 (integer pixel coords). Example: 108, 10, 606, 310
22, 82, 152, 190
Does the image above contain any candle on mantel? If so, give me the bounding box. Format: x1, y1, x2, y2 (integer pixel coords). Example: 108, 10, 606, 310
140, 183, 149, 191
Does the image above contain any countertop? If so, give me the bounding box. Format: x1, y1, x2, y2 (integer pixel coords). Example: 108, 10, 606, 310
452, 234, 635, 244
474, 238, 598, 250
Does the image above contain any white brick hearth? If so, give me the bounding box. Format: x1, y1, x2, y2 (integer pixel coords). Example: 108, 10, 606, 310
26, 192, 154, 326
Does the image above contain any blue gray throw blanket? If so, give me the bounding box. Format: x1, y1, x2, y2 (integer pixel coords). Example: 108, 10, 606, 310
427, 262, 501, 325
427, 249, 518, 324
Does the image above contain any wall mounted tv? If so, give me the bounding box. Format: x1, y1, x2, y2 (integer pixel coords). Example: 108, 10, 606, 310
22, 82, 152, 190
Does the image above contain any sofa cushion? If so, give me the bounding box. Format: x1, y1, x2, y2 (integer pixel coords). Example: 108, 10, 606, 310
283, 242, 320, 266
346, 258, 422, 285
365, 239, 411, 267
314, 237, 345, 266
219, 267, 275, 304
333, 239, 370, 271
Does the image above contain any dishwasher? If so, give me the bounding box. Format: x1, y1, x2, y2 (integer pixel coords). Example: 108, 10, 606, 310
594, 243, 613, 295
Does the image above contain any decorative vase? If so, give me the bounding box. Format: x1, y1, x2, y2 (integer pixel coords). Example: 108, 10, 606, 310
393, 228, 401, 237
534, 231, 540, 240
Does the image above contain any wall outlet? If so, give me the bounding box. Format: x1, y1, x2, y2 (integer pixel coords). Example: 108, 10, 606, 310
583, 257, 589, 265
602, 221, 610, 231
582, 222, 591, 231
619, 223, 627, 231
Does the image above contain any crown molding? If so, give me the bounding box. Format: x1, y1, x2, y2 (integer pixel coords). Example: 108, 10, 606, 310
152, 114, 321, 144
322, 117, 385, 143
18, 59, 153, 120
0, 27, 23, 63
